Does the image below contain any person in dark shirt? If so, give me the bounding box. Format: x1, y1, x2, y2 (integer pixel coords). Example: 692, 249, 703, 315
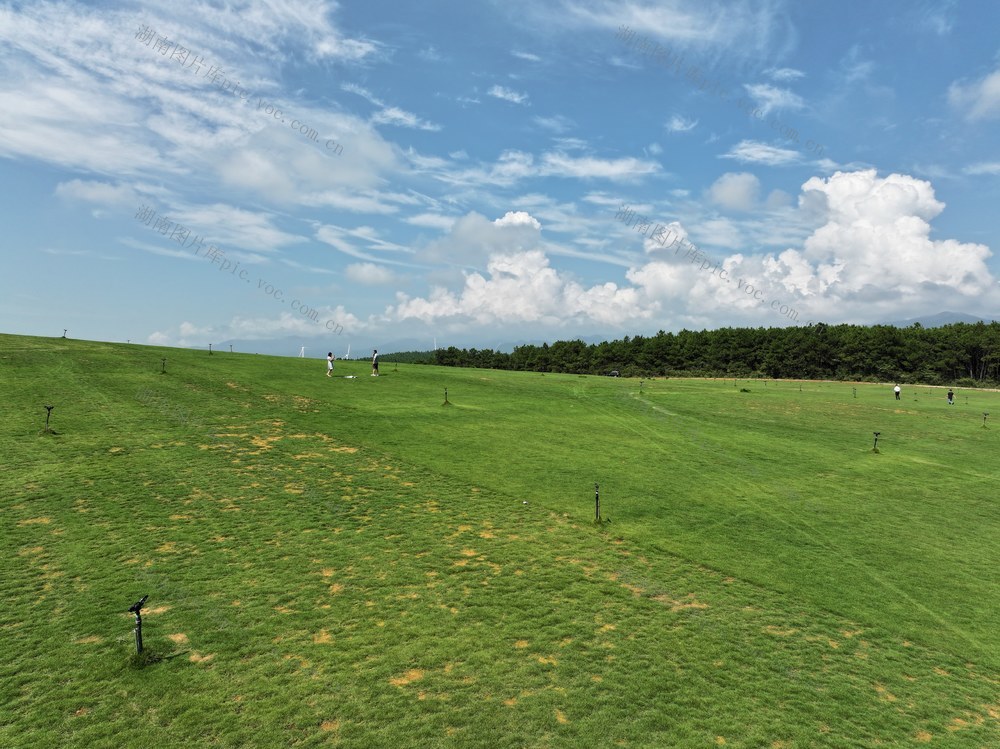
947, 388, 954, 405
371, 349, 379, 376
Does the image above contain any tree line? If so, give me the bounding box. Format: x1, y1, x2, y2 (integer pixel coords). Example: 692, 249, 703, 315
399, 322, 1000, 385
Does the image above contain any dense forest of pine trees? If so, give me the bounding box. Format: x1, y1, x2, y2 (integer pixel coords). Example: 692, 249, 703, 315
401, 322, 1000, 385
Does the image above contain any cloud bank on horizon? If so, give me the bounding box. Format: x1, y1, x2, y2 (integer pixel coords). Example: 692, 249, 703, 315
1, 0, 998, 349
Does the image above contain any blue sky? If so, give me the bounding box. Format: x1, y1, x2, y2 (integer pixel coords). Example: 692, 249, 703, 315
2, 0, 999, 352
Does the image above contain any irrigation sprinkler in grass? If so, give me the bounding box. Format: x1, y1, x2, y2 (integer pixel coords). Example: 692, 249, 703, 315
983, 412, 990, 428
128, 595, 148, 655
208, 343, 213, 355
43, 405, 54, 432
230, 344, 233, 353
62, 329, 67, 339
160, 358, 167, 374
594, 482, 600, 522
872, 432, 881, 453
853, 387, 857, 399
442, 388, 451, 406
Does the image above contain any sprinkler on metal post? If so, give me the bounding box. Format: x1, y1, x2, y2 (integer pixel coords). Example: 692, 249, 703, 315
128, 595, 148, 655
872, 432, 881, 453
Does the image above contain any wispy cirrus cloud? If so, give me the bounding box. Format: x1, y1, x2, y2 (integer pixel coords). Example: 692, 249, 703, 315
963, 162, 1000, 176
948, 68, 1000, 122
766, 67, 806, 82
721, 140, 800, 166
341, 84, 441, 130
665, 115, 698, 132
430, 149, 661, 187
512, 50, 542, 62
743, 83, 806, 116
538, 0, 793, 60
345, 262, 399, 285
534, 115, 574, 133
488, 85, 529, 104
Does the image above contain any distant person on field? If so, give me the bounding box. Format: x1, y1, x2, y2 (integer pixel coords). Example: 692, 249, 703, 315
327, 351, 335, 377
947, 388, 954, 405
894, 384, 901, 400
371, 349, 379, 376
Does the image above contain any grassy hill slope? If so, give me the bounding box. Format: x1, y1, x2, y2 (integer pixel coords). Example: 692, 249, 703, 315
1, 334, 997, 748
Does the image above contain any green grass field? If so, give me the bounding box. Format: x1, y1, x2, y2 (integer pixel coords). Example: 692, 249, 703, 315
1, 333, 997, 748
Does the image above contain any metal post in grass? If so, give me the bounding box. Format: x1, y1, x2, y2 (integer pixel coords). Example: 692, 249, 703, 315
872, 432, 880, 453
442, 388, 450, 406
62, 329, 67, 338
129, 595, 148, 655
209, 343, 213, 355
853, 387, 857, 399
44, 405, 54, 431
983, 412, 989, 428
161, 358, 166, 374
594, 482, 600, 522
640, 380, 644, 394
230, 344, 233, 353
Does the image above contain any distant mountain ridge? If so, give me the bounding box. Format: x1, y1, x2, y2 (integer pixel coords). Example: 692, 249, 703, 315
885, 311, 995, 327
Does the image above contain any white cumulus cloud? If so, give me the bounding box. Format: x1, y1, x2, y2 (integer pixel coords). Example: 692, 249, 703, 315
708, 172, 761, 211
392, 250, 654, 327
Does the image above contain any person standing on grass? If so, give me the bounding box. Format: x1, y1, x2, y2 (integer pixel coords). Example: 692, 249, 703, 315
894, 384, 901, 400
371, 349, 379, 376
327, 351, 335, 377
947, 388, 955, 405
